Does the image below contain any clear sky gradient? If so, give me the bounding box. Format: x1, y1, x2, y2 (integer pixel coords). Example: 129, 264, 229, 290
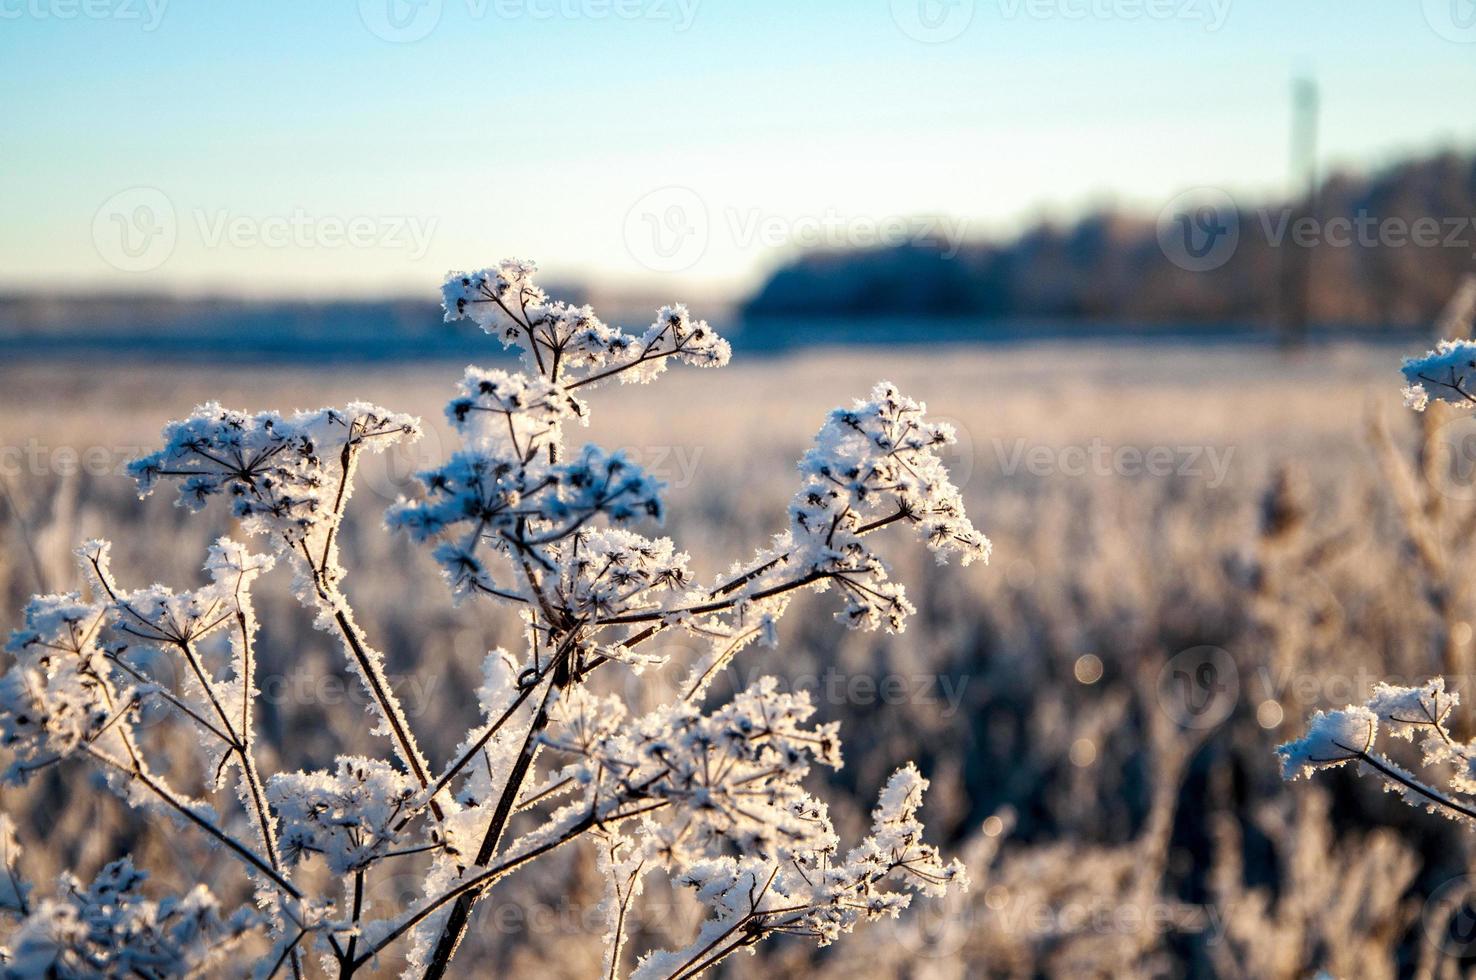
2, 0, 1472, 299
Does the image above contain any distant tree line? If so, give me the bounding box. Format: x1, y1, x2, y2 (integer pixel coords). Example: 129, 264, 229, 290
743, 151, 1476, 329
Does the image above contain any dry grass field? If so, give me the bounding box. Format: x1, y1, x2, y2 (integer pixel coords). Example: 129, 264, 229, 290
2, 339, 1471, 978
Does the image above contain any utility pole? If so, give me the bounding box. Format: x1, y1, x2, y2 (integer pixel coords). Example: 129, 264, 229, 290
1278, 76, 1319, 347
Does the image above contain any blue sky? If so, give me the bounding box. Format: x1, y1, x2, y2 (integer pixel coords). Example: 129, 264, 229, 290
2, 0, 1472, 298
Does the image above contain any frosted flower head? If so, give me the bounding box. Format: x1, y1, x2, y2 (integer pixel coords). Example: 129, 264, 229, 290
631, 304, 732, 378
389, 450, 541, 546
268, 756, 418, 874
796, 382, 990, 568
1365, 678, 1457, 737
4, 592, 105, 660
390, 447, 670, 602
716, 381, 991, 637
0, 593, 122, 783
546, 678, 842, 865
1401, 339, 1476, 409
559, 529, 694, 622
541, 685, 628, 757
442, 260, 545, 331
1277, 706, 1377, 779
845, 763, 969, 899
547, 446, 665, 526
441, 263, 730, 384
3, 858, 258, 976
201, 535, 277, 583
631, 763, 967, 978
78, 538, 270, 652
1281, 675, 1476, 826
445, 367, 585, 456
129, 402, 419, 547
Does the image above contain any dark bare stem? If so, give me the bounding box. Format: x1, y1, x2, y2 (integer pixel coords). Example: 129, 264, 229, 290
232, 601, 285, 875
605, 840, 645, 980
662, 866, 780, 980
566, 348, 685, 391
681, 624, 762, 702
331, 606, 431, 789
89, 750, 301, 900
104, 654, 233, 742
409, 672, 541, 820
289, 444, 444, 822
178, 640, 239, 747
1417, 370, 1476, 406
418, 643, 573, 979
469, 579, 531, 604
264, 930, 307, 980
698, 507, 907, 601
305, 557, 443, 824
1335, 743, 1476, 821
354, 801, 670, 971
341, 868, 366, 977
597, 570, 830, 626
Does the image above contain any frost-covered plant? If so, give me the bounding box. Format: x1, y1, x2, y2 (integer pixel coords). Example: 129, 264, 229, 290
1278, 678, 1476, 823
1281, 330, 1476, 826
0, 260, 986, 978
0, 844, 260, 978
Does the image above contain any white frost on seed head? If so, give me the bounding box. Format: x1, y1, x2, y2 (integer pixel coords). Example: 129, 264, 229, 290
1277, 706, 1376, 780
442, 263, 730, 384
1400, 339, 1476, 409
1365, 678, 1456, 737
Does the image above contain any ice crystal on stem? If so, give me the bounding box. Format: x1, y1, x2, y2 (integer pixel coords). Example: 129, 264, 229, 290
0, 259, 981, 979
